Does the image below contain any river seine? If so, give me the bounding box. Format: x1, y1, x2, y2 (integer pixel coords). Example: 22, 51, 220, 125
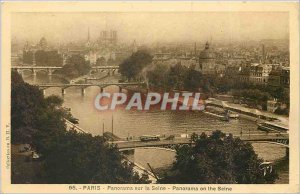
23, 73, 288, 183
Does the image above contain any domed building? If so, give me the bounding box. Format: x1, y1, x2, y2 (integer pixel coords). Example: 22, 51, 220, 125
199, 42, 216, 59
199, 41, 218, 75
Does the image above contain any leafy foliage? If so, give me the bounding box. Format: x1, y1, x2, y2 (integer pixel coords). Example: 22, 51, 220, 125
119, 50, 153, 80
232, 89, 270, 110
60, 54, 91, 78
146, 64, 288, 112
11, 71, 149, 183
147, 63, 208, 92
41, 131, 150, 184
214, 77, 289, 105
11, 71, 45, 143
11, 71, 75, 144
159, 131, 278, 184
167, 64, 187, 90
146, 64, 169, 90
183, 68, 204, 91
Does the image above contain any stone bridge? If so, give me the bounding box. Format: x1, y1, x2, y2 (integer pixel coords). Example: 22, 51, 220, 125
11, 66, 62, 76
34, 82, 144, 95
115, 134, 289, 151
11, 65, 119, 77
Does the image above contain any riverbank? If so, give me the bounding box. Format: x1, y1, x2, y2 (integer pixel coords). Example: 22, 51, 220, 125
205, 98, 289, 126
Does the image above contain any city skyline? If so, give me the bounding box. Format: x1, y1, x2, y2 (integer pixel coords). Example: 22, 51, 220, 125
12, 12, 289, 45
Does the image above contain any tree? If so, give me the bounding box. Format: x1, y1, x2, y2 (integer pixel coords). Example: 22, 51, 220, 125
159, 131, 278, 184
60, 54, 91, 78
119, 50, 153, 80
11, 71, 75, 144
146, 63, 212, 92
147, 64, 169, 90
167, 63, 187, 90
184, 69, 203, 91
11, 71, 45, 143
40, 130, 150, 184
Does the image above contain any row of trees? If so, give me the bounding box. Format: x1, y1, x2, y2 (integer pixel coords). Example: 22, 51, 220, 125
232, 89, 270, 110
118, 50, 212, 92
23, 50, 63, 66
210, 76, 289, 105
147, 63, 210, 92
229, 82, 289, 112
11, 71, 149, 183
118, 50, 288, 114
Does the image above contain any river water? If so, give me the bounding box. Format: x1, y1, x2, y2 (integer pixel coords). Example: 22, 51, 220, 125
23, 73, 289, 183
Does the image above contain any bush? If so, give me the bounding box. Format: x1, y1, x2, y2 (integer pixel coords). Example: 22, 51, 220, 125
159, 131, 278, 184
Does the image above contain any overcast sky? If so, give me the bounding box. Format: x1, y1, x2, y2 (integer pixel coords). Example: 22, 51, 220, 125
12, 12, 289, 45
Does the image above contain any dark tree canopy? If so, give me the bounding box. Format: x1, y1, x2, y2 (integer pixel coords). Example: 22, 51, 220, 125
11, 71, 75, 144
183, 68, 203, 91
146, 64, 169, 90
167, 63, 187, 90
41, 131, 150, 184
119, 50, 153, 80
11, 71, 46, 143
147, 63, 209, 92
60, 54, 91, 79
159, 130, 278, 184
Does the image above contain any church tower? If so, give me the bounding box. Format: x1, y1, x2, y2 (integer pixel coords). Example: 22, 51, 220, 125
86, 27, 91, 48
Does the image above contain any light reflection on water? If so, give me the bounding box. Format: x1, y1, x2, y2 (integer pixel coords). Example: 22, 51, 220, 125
126, 148, 176, 171
41, 86, 262, 138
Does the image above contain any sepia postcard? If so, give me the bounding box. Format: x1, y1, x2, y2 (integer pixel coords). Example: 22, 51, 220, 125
1, 1, 299, 193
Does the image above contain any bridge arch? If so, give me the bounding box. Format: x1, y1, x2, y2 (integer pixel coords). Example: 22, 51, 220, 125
18, 68, 33, 74
89, 69, 99, 75
34, 69, 50, 74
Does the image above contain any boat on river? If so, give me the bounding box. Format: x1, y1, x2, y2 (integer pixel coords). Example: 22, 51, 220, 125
203, 110, 229, 121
